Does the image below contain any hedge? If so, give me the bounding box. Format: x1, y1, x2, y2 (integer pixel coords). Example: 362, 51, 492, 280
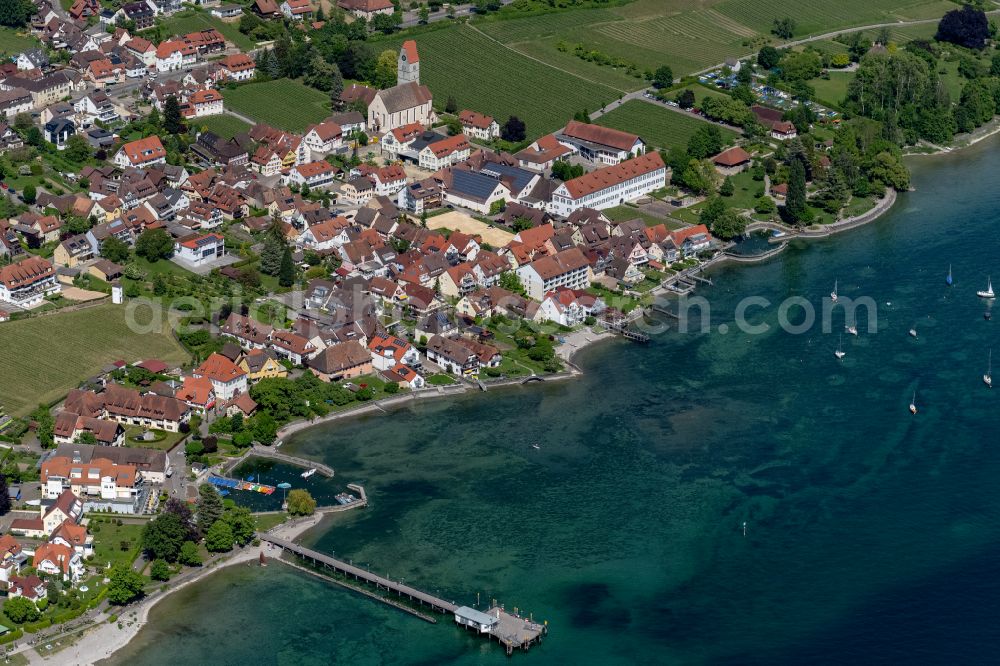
24, 617, 51, 633
0, 629, 23, 645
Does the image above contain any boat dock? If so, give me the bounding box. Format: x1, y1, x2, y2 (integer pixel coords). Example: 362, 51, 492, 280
261, 535, 546, 655
208, 474, 275, 495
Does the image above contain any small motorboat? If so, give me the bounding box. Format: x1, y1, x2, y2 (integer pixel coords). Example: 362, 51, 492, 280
985, 349, 993, 389
830, 280, 838, 302
301, 468, 317, 479
909, 328, 917, 338
977, 277, 994, 299
909, 391, 917, 415
946, 264, 953, 286
846, 325, 858, 336
531, 443, 541, 450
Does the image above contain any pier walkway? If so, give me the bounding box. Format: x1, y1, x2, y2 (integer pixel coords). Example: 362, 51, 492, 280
260, 534, 458, 614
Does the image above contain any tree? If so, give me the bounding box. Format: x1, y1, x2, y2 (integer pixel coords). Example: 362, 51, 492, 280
679, 159, 716, 195
3, 597, 38, 624
64, 134, 91, 163
260, 222, 285, 275
375, 49, 397, 88
305, 56, 342, 92
772, 17, 795, 39
22, 183, 35, 205
757, 45, 781, 70
719, 176, 735, 197
205, 518, 234, 552
287, 489, 317, 516
445, 95, 458, 114
223, 506, 256, 545
0, 0, 34, 28
699, 197, 728, 229
686, 125, 723, 159
101, 236, 131, 264
498, 271, 524, 295
709, 209, 747, 240
141, 512, 189, 562
25, 126, 42, 147
501, 116, 526, 142
107, 564, 145, 605
328, 62, 344, 107
652, 64, 674, 89
31, 406, 53, 448
0, 473, 9, 516
551, 160, 584, 181
178, 540, 202, 566
418, 5, 429, 22
197, 483, 224, 534
150, 559, 170, 581
936, 5, 989, 49
278, 246, 295, 287
783, 159, 808, 224
163, 95, 185, 134
135, 228, 173, 262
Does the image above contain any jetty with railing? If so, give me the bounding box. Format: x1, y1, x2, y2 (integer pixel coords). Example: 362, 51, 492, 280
261, 534, 547, 655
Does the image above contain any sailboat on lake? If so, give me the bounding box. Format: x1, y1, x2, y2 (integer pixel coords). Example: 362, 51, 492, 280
834, 334, 846, 360
977, 276, 994, 299
830, 280, 839, 302
946, 264, 953, 286
985, 349, 993, 389
909, 391, 917, 415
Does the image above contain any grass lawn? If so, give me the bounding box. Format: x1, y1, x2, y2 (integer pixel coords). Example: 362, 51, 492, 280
372, 24, 620, 136
808, 71, 854, 109
604, 204, 685, 230
192, 114, 253, 139
132, 255, 196, 279
124, 426, 187, 452
721, 169, 765, 211
0, 27, 40, 56
223, 80, 331, 133
596, 101, 736, 151
90, 518, 146, 569
425, 373, 456, 385
0, 304, 189, 417
254, 512, 288, 531
160, 8, 255, 51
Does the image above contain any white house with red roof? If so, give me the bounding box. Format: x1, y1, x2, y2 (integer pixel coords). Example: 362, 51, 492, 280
418, 134, 471, 171
360, 164, 407, 196
114, 136, 167, 169
285, 160, 337, 190
219, 53, 256, 82
173, 232, 225, 267
379, 121, 423, 158
298, 216, 351, 251
550, 153, 666, 217
669, 224, 712, 256
537, 287, 605, 326
338, 0, 393, 20
302, 121, 343, 158
0, 256, 60, 308
176, 376, 216, 413
557, 120, 645, 165
155, 39, 196, 73
186, 89, 224, 118
368, 334, 419, 371
193, 352, 248, 401
280, 0, 314, 20
459, 110, 499, 141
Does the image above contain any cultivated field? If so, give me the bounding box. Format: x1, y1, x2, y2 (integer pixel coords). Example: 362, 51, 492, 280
223, 80, 331, 132
426, 211, 515, 247
0, 304, 189, 417
373, 25, 620, 136
193, 114, 253, 139
161, 9, 255, 51
471, 0, 956, 85
596, 101, 736, 150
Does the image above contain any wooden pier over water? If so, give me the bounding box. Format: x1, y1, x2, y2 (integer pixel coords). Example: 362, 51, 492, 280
261, 534, 547, 655
224, 444, 335, 478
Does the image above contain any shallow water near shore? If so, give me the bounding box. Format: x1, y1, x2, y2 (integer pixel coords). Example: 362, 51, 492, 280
112, 138, 1000, 665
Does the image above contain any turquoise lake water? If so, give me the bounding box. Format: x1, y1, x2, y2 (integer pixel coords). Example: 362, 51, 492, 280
112, 138, 1000, 665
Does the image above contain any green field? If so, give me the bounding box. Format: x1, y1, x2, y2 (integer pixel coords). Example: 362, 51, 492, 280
161, 8, 254, 51
596, 100, 736, 151
373, 24, 621, 136
193, 114, 253, 138
223, 80, 331, 132
809, 71, 854, 108
469, 0, 955, 84
0, 27, 40, 56
0, 304, 189, 417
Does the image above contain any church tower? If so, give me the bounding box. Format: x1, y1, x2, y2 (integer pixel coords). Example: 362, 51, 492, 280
398, 40, 419, 86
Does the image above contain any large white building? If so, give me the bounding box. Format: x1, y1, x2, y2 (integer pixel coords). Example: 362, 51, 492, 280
557, 120, 645, 165
549, 152, 666, 217
0, 256, 60, 307
516, 248, 591, 301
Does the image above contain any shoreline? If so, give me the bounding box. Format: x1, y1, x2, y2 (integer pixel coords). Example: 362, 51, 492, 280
23, 511, 333, 666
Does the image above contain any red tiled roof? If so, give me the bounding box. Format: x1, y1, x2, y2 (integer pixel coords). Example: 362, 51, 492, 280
119, 136, 166, 165
195, 352, 246, 383
0, 256, 54, 289
562, 152, 664, 200
401, 39, 418, 63
712, 146, 751, 167
562, 120, 640, 152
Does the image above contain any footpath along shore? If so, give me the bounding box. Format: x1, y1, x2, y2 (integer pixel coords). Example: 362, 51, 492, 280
22, 509, 338, 666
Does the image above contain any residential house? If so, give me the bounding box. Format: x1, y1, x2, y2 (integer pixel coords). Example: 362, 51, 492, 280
459, 109, 499, 141
307, 341, 372, 381
52, 412, 124, 446
193, 352, 248, 400
270, 329, 319, 366
239, 348, 287, 381
176, 376, 216, 412
221, 312, 271, 351
418, 133, 471, 170
53, 235, 95, 268
280, 0, 314, 20
0, 257, 61, 307
514, 134, 574, 172
185, 88, 224, 118
341, 176, 375, 206
218, 53, 255, 81
337, 0, 393, 20
114, 136, 167, 169
367, 334, 419, 371
515, 247, 591, 301
302, 121, 343, 159
173, 232, 224, 267
43, 117, 75, 150
64, 385, 190, 433
285, 160, 337, 190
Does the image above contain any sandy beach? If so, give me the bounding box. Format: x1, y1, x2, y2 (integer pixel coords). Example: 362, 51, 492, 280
19, 511, 331, 666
